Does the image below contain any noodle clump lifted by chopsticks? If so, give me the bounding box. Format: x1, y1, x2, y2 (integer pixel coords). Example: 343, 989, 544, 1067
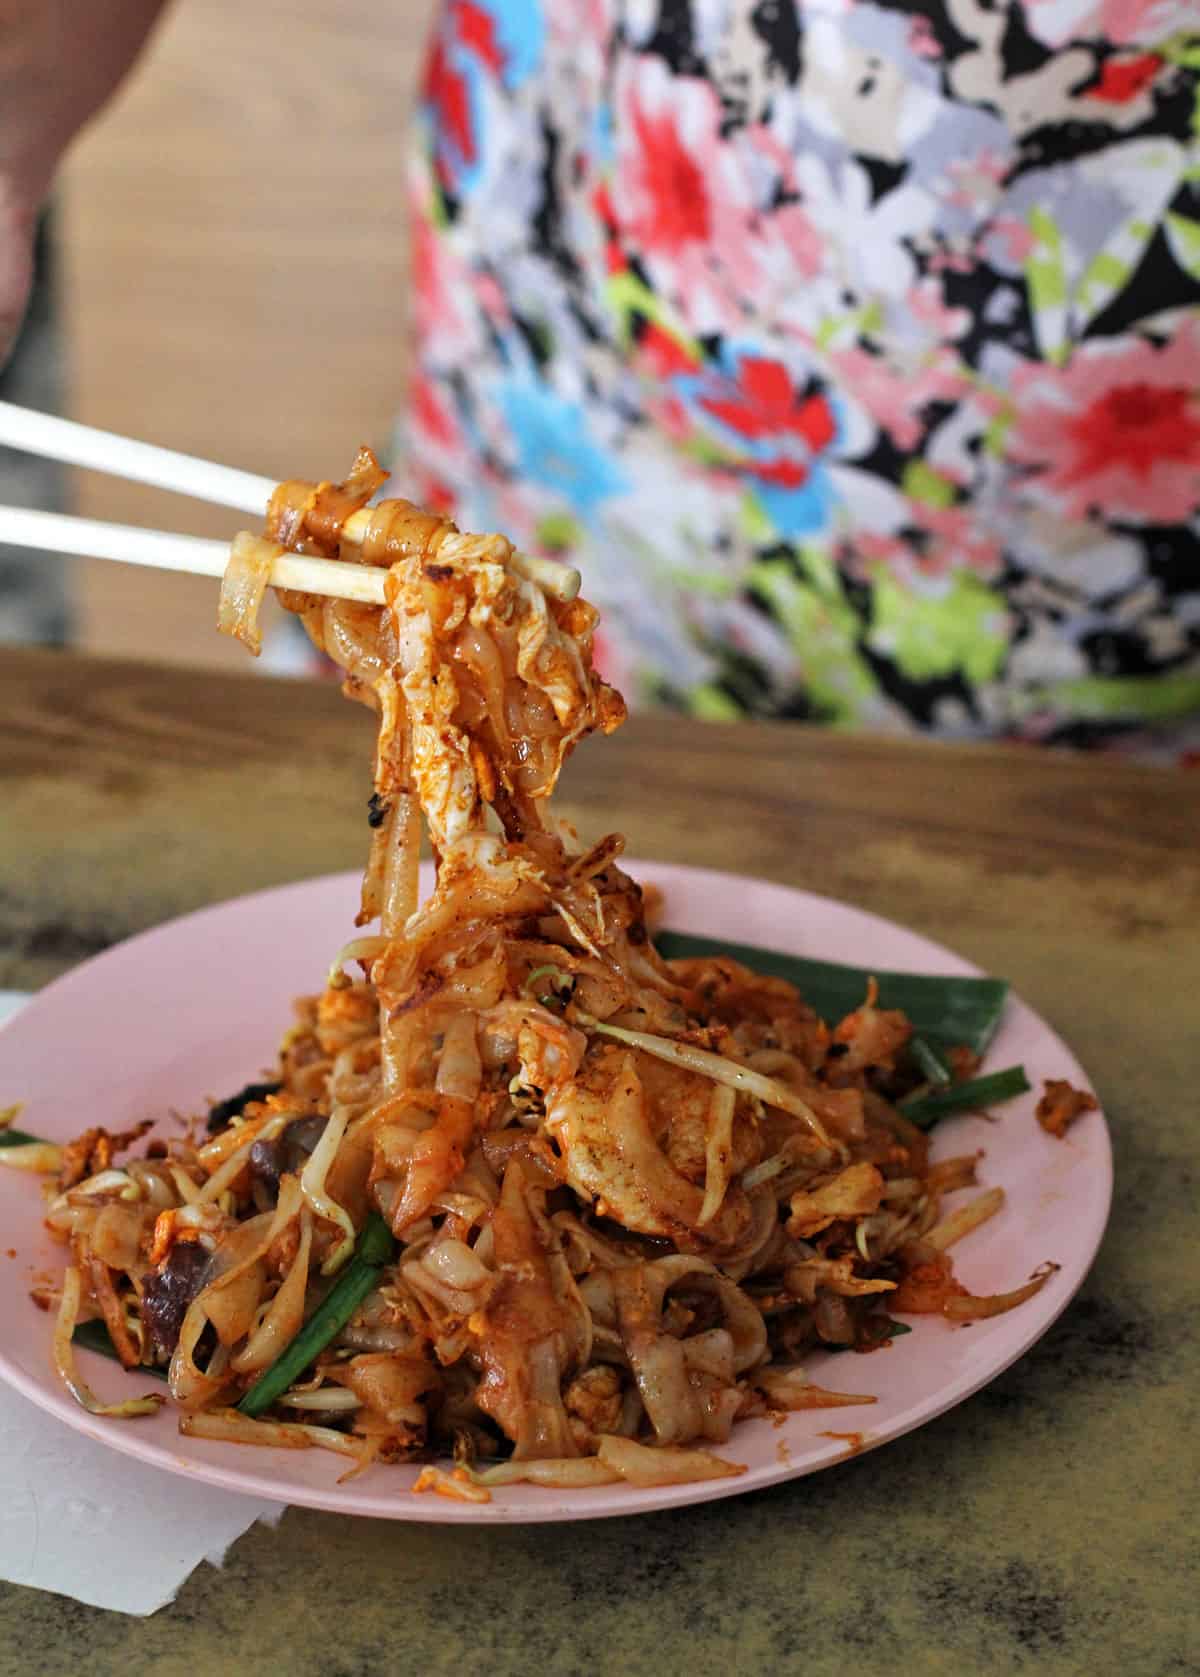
23, 454, 1056, 1497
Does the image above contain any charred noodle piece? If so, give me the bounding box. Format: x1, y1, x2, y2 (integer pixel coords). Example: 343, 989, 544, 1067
655, 931, 1009, 1055
900, 1067, 1031, 1130
237, 1214, 395, 1418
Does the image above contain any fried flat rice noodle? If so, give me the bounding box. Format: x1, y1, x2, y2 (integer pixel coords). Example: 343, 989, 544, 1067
218, 532, 279, 655
24, 463, 1053, 1492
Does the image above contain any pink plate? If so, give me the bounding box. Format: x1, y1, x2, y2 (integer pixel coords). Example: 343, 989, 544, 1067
0, 864, 1111, 1522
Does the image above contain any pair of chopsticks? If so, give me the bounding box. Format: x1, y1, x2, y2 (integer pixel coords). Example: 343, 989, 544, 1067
0, 401, 579, 605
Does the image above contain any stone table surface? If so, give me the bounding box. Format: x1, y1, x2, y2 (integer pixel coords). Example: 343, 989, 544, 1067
1, 646, 1197, 1677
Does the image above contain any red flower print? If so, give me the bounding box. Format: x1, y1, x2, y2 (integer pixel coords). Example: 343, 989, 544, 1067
629, 102, 710, 251
412, 376, 460, 451
1008, 324, 1200, 522
592, 183, 628, 276
637, 323, 702, 380
1083, 53, 1162, 103
611, 55, 759, 333
453, 1, 504, 72
423, 18, 477, 179
1074, 384, 1196, 475
683, 355, 840, 521
700, 356, 835, 458
412, 468, 457, 516
421, 1, 511, 193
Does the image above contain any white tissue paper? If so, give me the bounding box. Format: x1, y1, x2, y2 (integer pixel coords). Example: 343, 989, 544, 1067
0, 991, 284, 1615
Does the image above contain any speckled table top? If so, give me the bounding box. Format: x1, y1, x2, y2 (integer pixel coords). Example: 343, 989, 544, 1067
2, 648, 1197, 1677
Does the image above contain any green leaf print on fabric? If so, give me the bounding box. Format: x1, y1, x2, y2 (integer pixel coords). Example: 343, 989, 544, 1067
1165, 213, 1200, 282
680, 433, 735, 469
982, 411, 1012, 458
748, 553, 877, 724
1040, 670, 1200, 722
689, 683, 743, 720
1161, 36, 1200, 136
1030, 144, 1188, 348
1072, 219, 1157, 339
663, 566, 737, 600
815, 301, 884, 352
429, 180, 450, 231
869, 569, 1008, 687
902, 462, 957, 509
1025, 206, 1070, 365
605, 271, 701, 360
739, 491, 775, 547
536, 511, 582, 552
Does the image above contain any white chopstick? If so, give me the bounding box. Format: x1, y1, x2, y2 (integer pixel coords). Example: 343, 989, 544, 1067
0, 401, 582, 603
0, 506, 388, 604
0, 400, 275, 514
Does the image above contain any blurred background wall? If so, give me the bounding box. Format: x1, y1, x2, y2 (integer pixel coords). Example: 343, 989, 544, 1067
0, 0, 438, 671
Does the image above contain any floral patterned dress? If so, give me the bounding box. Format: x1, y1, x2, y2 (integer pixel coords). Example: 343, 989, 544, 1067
404, 0, 1200, 755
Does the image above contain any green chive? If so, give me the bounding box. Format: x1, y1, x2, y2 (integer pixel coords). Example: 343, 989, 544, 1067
655, 930, 1009, 1055
237, 1213, 396, 1418
0, 1127, 45, 1148
899, 1066, 1031, 1130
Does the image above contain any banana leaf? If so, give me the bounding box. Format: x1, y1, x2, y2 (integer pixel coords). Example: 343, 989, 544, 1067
655, 929, 1009, 1055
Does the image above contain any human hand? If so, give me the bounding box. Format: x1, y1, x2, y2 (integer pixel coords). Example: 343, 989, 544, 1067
0, 0, 170, 367
0, 175, 34, 366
